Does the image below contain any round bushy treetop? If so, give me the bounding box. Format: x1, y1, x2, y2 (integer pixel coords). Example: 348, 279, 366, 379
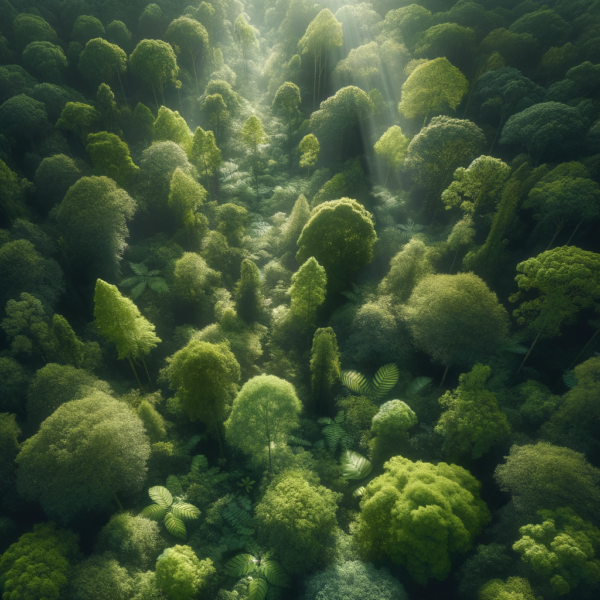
404, 272, 509, 369
95, 513, 166, 571
371, 399, 418, 441
301, 561, 408, 600
255, 470, 339, 574
26, 363, 113, 428
29, 83, 86, 123
354, 456, 491, 584
68, 553, 133, 600
0, 94, 50, 141
17, 391, 150, 524
479, 577, 537, 600
22, 42, 68, 83
0, 356, 29, 412
12, 13, 58, 50
33, 154, 83, 214
155, 546, 217, 600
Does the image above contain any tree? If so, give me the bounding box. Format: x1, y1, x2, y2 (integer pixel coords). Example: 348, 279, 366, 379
374, 126, 409, 185
172, 252, 220, 310
413, 23, 476, 69
381, 5, 432, 45
55, 101, 101, 144
0, 413, 20, 511
371, 400, 417, 442
106, 20, 132, 51
191, 126, 221, 199
96, 83, 121, 134
296, 198, 377, 294
86, 132, 139, 188
200, 93, 228, 143
405, 116, 485, 213
298, 9, 343, 108
495, 442, 600, 524
166, 339, 240, 454
272, 82, 301, 168
447, 217, 475, 273
0, 94, 50, 145
512, 507, 600, 596
156, 546, 216, 600
53, 176, 136, 278
33, 154, 82, 215
442, 155, 510, 219
12, 13, 57, 51
129, 39, 179, 108
0, 158, 28, 226
225, 374, 302, 470
52, 314, 84, 368
510, 246, 600, 373
310, 327, 340, 413
0, 65, 37, 104
404, 273, 509, 383
216, 203, 248, 247
68, 554, 135, 600
240, 115, 268, 200
279, 194, 311, 254
94, 279, 161, 387
78, 38, 127, 92
399, 58, 468, 127
0, 523, 79, 600
234, 259, 263, 323
234, 14, 257, 75
26, 362, 112, 427
435, 364, 510, 460
71, 15, 105, 45
29, 82, 86, 123
17, 391, 150, 523
138, 3, 167, 39
153, 106, 193, 155
354, 456, 490, 584
509, 8, 569, 52
255, 470, 338, 574
479, 577, 537, 600
22, 42, 67, 83
500, 102, 585, 163
301, 561, 409, 600
299, 133, 319, 175
165, 17, 209, 91
289, 257, 327, 330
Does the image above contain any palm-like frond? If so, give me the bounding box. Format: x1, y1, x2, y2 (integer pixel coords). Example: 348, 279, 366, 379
190, 454, 209, 476
140, 504, 167, 521
372, 363, 399, 398
248, 578, 269, 600
224, 553, 257, 577
405, 376, 433, 397
287, 435, 312, 446
131, 281, 147, 298
260, 560, 290, 588
119, 277, 140, 287
149, 486, 172, 509
130, 262, 149, 276
563, 370, 578, 389
120, 262, 168, 298
398, 218, 424, 240
147, 277, 170, 293
171, 502, 201, 520
166, 475, 183, 497
164, 512, 187, 539
341, 370, 372, 396
184, 435, 203, 453
340, 450, 373, 480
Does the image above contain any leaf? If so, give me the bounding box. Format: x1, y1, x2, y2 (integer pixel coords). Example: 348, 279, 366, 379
190, 454, 209, 475
322, 423, 346, 451
164, 512, 187, 539
353, 486, 366, 499
248, 577, 269, 600
172, 501, 201, 520
166, 475, 183, 497
140, 504, 167, 521
260, 560, 290, 588
405, 376, 433, 397
184, 435, 203, 453
340, 450, 373, 480
341, 370, 372, 396
334, 410, 345, 424
317, 416, 334, 425
266, 585, 285, 600
148, 486, 173, 509
131, 281, 147, 298
119, 277, 140, 287
287, 435, 312, 446
372, 363, 399, 398
224, 553, 257, 577
129, 262, 146, 276
148, 277, 170, 293
563, 370, 578, 389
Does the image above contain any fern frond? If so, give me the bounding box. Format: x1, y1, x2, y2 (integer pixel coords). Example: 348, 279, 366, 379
260, 560, 290, 588
184, 436, 203, 453
372, 363, 399, 398
405, 376, 433, 397
287, 435, 312, 446
563, 370, 578, 389
248, 578, 268, 600
317, 416, 334, 425
148, 486, 172, 509
313, 439, 325, 450
340, 450, 373, 480
190, 455, 208, 475
322, 423, 346, 452
119, 277, 140, 287
164, 512, 187, 539
334, 410, 345, 424
147, 277, 170, 293
224, 553, 257, 577
131, 281, 147, 299
341, 370, 372, 396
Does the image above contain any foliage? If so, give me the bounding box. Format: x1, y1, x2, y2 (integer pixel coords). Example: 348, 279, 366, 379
141, 485, 200, 539
120, 261, 169, 299
341, 363, 400, 400
371, 400, 418, 441
223, 550, 290, 599
68, 553, 134, 600
129, 39, 179, 101
156, 546, 216, 600
339, 450, 373, 480
235, 259, 263, 323
310, 327, 341, 411
478, 577, 537, 600
315, 410, 353, 452
22, 42, 67, 83
289, 256, 327, 329
299, 134, 319, 171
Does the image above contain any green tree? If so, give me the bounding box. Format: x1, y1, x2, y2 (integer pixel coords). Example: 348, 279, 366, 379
255, 470, 338, 574
172, 252, 220, 311
166, 17, 209, 91
0, 94, 50, 145
71, 15, 105, 45
381, 5, 432, 45
512, 507, 600, 596
405, 116, 486, 213
191, 126, 221, 199
68, 553, 135, 600
106, 20, 132, 51
310, 327, 341, 414
479, 28, 540, 70
240, 115, 268, 200
166, 339, 240, 455
0, 412, 20, 511
0, 523, 79, 600
22, 42, 67, 83
413, 23, 476, 69
233, 14, 257, 75
374, 125, 409, 185
138, 3, 167, 39
404, 273, 509, 384
153, 106, 192, 155
216, 203, 248, 247
55, 101, 101, 144
234, 259, 263, 323
17, 391, 150, 523
12, 13, 57, 51
32, 154, 82, 215
299, 133, 319, 175
479, 577, 537, 600
156, 546, 216, 600
272, 82, 302, 168
129, 39, 179, 108
52, 314, 84, 368
436, 364, 510, 460
399, 58, 468, 127
86, 132, 139, 188
200, 93, 228, 143
495, 442, 600, 524
289, 256, 327, 330
296, 198, 377, 294
225, 374, 302, 470
354, 456, 490, 584
96, 83, 121, 134
509, 9, 569, 52
53, 176, 136, 278
509, 246, 600, 374
447, 217, 475, 273
279, 194, 311, 254
1, 158, 28, 225
78, 38, 127, 92
298, 9, 343, 108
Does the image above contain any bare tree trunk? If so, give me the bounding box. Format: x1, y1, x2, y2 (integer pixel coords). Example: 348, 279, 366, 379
566, 220, 583, 245
568, 328, 600, 370
516, 331, 542, 376
440, 365, 450, 387
128, 356, 144, 390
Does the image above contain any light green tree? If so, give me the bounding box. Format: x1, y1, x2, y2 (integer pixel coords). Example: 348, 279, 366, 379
289, 256, 327, 330
52, 314, 84, 368
56, 101, 101, 144
71, 15, 105, 45
240, 115, 268, 200
86, 132, 139, 188
166, 339, 240, 455
78, 38, 127, 92
200, 93, 228, 143
354, 456, 490, 584
272, 82, 302, 167
299, 133, 319, 176
310, 327, 341, 414
374, 125, 409, 186
17, 391, 150, 523
447, 217, 475, 273
225, 374, 302, 470
153, 106, 193, 155
165, 17, 209, 91
436, 364, 510, 459
399, 58, 469, 127
478, 577, 537, 600
279, 194, 311, 254
68, 553, 134, 600
94, 278, 161, 387
234, 14, 257, 75
234, 259, 263, 323
156, 546, 216, 600
172, 252, 220, 310
191, 126, 221, 199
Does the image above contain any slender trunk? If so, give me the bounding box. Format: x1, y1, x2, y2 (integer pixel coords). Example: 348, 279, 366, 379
114, 493, 124, 511
127, 355, 143, 390
192, 54, 198, 94
203, 156, 211, 200
449, 245, 460, 274
385, 163, 391, 187
545, 221, 565, 251
313, 53, 317, 111
568, 328, 600, 370
422, 112, 429, 129
152, 86, 159, 113
160, 86, 165, 108
489, 119, 504, 154
141, 356, 153, 388
566, 219, 583, 245
516, 331, 542, 376
440, 365, 450, 387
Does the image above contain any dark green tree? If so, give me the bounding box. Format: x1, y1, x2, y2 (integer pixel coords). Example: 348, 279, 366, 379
165, 16, 209, 91
191, 126, 221, 199
71, 15, 105, 45
22, 42, 67, 83
86, 132, 139, 188
78, 38, 127, 93
12, 13, 57, 51
272, 82, 301, 168
234, 259, 263, 323
310, 327, 340, 414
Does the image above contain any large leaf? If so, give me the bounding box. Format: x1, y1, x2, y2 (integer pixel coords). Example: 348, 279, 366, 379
148, 277, 169, 293
166, 475, 183, 497
322, 423, 346, 451
405, 376, 432, 397
352, 486, 366, 499
340, 450, 373, 480
140, 504, 167, 521
260, 560, 290, 588
131, 281, 147, 298
164, 512, 187, 539
563, 370, 578, 389
130, 262, 148, 276
149, 486, 172, 509
248, 578, 268, 600
224, 554, 257, 577
341, 370, 372, 396
372, 363, 399, 398
184, 435, 203, 453
190, 454, 209, 475
119, 277, 140, 287
172, 502, 201, 520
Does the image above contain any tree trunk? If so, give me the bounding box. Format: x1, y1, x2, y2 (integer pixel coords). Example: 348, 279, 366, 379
516, 331, 542, 376
127, 355, 144, 390
449, 245, 461, 274
568, 328, 600, 370
545, 221, 565, 251
566, 219, 583, 246
440, 365, 450, 387
141, 356, 153, 388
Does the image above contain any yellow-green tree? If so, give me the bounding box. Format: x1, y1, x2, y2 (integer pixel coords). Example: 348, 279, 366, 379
240, 115, 268, 200
299, 133, 319, 176
374, 125, 409, 185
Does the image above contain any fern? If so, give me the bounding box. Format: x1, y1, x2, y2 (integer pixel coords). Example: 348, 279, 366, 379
315, 411, 353, 452
184, 435, 203, 453
222, 495, 255, 536
120, 262, 169, 299
405, 376, 433, 397
141, 484, 200, 540
342, 363, 399, 400
190, 455, 209, 476
398, 218, 424, 240
340, 450, 373, 480
563, 370, 578, 389
166, 475, 183, 497
341, 370, 372, 396
287, 435, 312, 446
